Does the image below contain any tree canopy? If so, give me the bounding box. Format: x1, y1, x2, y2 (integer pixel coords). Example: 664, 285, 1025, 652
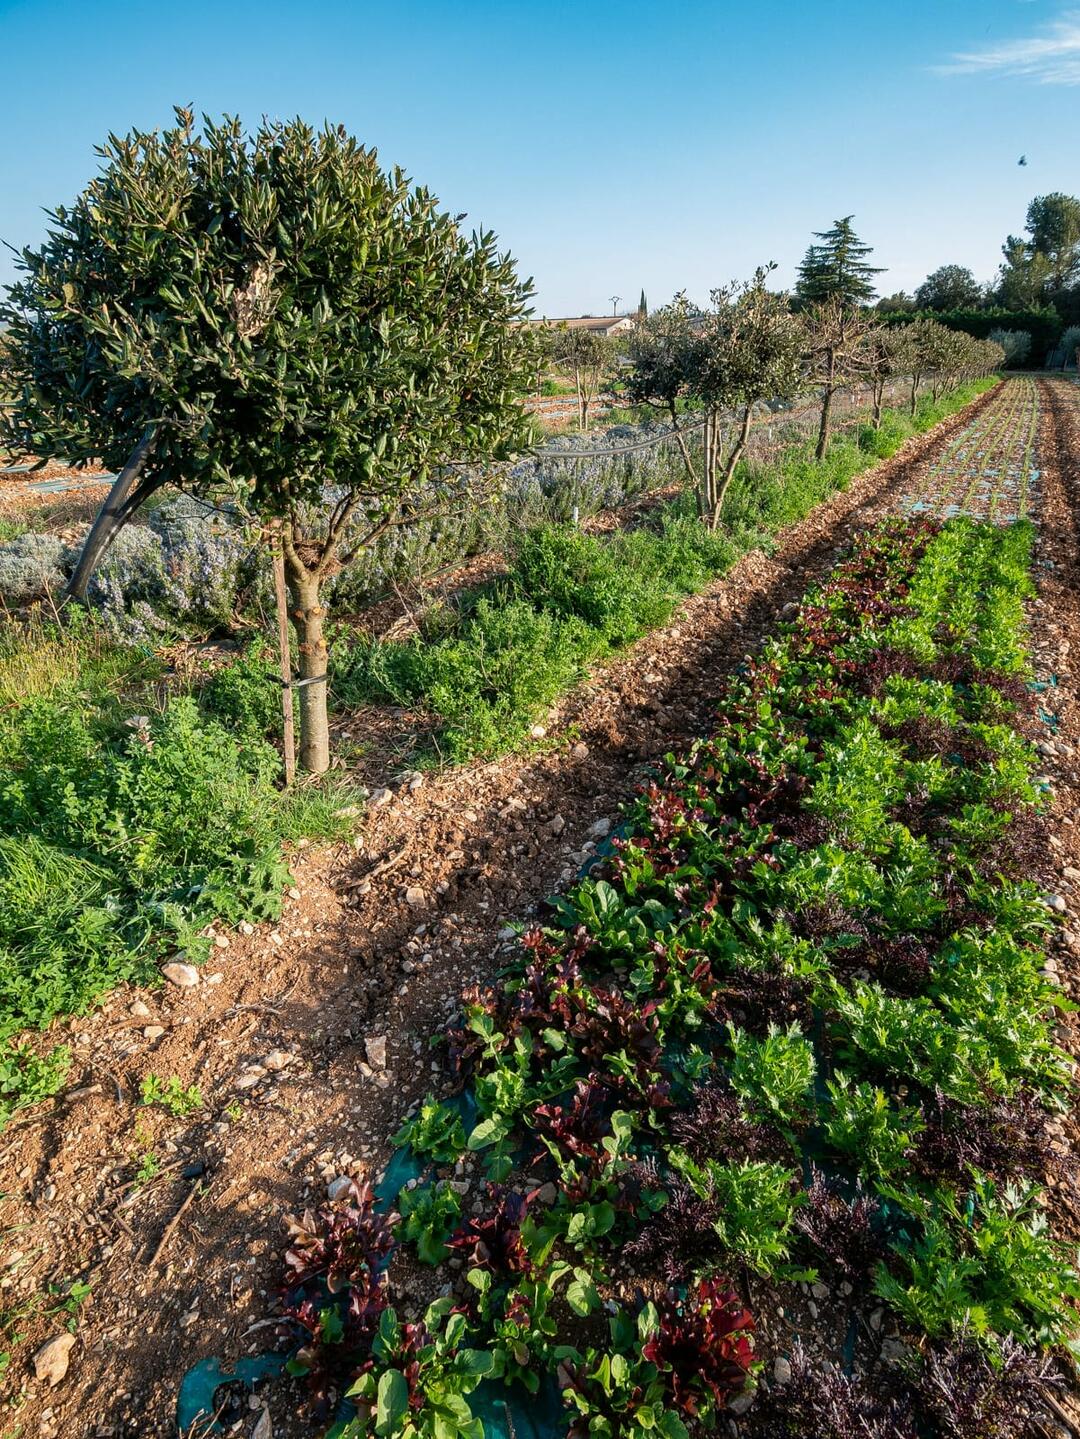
627, 270, 802, 527
915, 265, 982, 312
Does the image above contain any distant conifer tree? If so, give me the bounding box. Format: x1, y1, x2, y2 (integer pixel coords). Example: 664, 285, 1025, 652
796, 216, 882, 306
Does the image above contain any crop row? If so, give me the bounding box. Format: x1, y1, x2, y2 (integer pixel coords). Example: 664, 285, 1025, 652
332, 382, 997, 763
906, 376, 1039, 523
266, 512, 1076, 1439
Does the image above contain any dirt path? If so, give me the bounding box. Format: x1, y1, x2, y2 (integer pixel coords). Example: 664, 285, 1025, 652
7, 379, 1075, 1439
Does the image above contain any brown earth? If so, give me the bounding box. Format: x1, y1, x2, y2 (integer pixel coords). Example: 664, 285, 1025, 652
4, 380, 1080, 1439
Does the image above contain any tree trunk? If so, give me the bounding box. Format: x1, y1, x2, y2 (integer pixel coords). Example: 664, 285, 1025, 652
910, 375, 920, 416
65, 429, 157, 601
815, 386, 833, 461
712, 404, 754, 526
700, 410, 716, 525
284, 562, 331, 775
872, 380, 885, 429
666, 402, 699, 489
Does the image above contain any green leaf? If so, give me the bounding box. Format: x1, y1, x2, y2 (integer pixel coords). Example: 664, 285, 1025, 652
376, 1369, 410, 1436
456, 1349, 495, 1377
637, 1302, 659, 1341
657, 1411, 690, 1439
467, 1115, 509, 1150
566, 1268, 600, 1317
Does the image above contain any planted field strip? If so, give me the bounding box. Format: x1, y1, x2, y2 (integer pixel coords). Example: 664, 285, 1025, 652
904, 376, 1040, 522
231, 515, 1076, 1438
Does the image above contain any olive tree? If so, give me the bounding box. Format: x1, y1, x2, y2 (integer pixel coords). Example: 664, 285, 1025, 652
695, 270, 803, 525
891, 318, 950, 415
623, 293, 702, 484
802, 297, 870, 459
626, 269, 802, 529
0, 109, 535, 773
549, 325, 614, 431
988, 327, 1032, 369
861, 322, 906, 429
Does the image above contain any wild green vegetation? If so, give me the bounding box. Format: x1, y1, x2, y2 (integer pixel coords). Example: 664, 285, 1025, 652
0, 616, 351, 1126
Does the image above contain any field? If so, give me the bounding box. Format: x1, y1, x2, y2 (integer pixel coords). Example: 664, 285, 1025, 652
3, 377, 1080, 1439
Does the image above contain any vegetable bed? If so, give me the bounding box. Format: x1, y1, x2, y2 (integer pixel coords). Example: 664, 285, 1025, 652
271, 513, 1077, 1439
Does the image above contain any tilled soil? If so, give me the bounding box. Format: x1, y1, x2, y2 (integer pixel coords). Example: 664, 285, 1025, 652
6, 380, 1080, 1439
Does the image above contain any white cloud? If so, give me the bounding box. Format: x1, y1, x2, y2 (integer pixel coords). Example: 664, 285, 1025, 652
939, 8, 1080, 83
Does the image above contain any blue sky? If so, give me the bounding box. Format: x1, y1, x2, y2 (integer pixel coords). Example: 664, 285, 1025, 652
0, 0, 1076, 314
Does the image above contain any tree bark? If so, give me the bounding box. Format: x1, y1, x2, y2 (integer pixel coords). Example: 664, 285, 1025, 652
272, 540, 297, 786
815, 347, 837, 461
910, 374, 920, 416
283, 560, 331, 775
712, 404, 754, 526
666, 402, 699, 490
872, 379, 885, 429
64, 429, 157, 601
815, 386, 833, 461
700, 410, 716, 525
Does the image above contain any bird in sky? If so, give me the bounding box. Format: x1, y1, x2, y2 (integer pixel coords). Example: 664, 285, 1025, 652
1018, 155, 1028, 166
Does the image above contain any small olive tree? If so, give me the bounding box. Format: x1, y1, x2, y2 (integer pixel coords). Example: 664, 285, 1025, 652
623, 293, 702, 483
695, 270, 804, 525
988, 327, 1033, 369
802, 297, 870, 459
861, 322, 906, 429
0, 110, 535, 773
891, 318, 949, 415
626, 269, 802, 528
549, 326, 614, 431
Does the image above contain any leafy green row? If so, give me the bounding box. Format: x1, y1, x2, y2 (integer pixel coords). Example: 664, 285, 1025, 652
275, 512, 1076, 1439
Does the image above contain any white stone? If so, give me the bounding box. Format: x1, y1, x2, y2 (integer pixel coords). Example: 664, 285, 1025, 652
33, 1334, 75, 1387
162, 962, 199, 988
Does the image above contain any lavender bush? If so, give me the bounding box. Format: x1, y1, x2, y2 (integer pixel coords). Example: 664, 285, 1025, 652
0, 533, 66, 604
0, 420, 697, 624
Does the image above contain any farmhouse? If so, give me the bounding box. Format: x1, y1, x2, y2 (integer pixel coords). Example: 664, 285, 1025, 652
528, 313, 637, 336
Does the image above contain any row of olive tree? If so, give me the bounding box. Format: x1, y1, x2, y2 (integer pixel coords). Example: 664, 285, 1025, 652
626, 296, 1004, 515
0, 115, 1004, 774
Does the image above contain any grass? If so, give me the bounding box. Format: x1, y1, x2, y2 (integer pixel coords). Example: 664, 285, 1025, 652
332, 380, 996, 763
